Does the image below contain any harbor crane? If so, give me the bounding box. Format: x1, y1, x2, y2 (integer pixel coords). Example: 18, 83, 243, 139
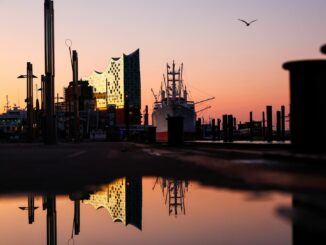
196, 106, 211, 114
195, 97, 215, 105
151, 88, 158, 103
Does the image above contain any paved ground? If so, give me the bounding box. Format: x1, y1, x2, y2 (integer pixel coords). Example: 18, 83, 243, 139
1, 142, 326, 194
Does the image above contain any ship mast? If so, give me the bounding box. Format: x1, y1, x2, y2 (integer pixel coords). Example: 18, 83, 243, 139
167, 61, 182, 103
5, 95, 10, 112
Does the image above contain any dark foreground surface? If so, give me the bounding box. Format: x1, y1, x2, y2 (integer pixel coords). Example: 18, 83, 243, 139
1, 142, 326, 245
1, 141, 326, 193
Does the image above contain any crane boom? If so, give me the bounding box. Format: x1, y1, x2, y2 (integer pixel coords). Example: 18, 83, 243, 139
196, 106, 211, 114
195, 97, 215, 105
151, 88, 158, 102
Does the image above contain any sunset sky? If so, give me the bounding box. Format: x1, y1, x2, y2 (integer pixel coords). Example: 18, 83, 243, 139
0, 0, 325, 123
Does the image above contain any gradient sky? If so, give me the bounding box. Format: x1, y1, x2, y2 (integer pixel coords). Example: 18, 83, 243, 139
0, 0, 325, 122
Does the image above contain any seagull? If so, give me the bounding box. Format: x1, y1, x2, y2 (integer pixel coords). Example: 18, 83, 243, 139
238, 19, 257, 27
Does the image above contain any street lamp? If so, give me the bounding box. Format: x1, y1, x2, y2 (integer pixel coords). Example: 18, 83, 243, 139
18, 196, 39, 224
18, 62, 38, 142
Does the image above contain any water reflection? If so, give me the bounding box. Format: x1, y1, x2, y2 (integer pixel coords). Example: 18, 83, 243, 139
45, 195, 57, 245
153, 178, 189, 216
18, 195, 38, 224
84, 177, 142, 230
278, 194, 326, 245
17, 178, 143, 245
8, 177, 326, 244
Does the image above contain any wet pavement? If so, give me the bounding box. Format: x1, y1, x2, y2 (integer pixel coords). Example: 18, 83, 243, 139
0, 142, 326, 244
0, 142, 326, 193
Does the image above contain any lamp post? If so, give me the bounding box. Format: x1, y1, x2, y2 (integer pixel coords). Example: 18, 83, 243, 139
43, 0, 56, 144
18, 62, 38, 142
18, 195, 39, 224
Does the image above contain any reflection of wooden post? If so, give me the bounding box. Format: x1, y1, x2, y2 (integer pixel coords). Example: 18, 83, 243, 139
74, 200, 80, 235
46, 195, 57, 245
292, 194, 326, 244
19, 195, 38, 224
28, 196, 35, 224
43, 196, 47, 210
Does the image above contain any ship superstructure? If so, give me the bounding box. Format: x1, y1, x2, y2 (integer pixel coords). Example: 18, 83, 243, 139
0, 105, 26, 136
152, 61, 196, 141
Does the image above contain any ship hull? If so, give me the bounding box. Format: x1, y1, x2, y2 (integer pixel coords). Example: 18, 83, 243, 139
152, 104, 196, 141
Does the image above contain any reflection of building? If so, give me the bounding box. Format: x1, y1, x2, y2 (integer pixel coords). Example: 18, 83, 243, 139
84, 177, 142, 230
153, 178, 189, 216
83, 49, 141, 125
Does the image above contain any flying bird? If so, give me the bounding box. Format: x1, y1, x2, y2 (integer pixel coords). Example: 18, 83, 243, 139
238, 19, 257, 27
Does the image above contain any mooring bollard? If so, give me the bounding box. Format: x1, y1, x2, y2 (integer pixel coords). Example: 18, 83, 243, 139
222, 115, 228, 142
228, 115, 234, 142
147, 126, 156, 144
167, 116, 184, 146
283, 59, 326, 152
281, 106, 286, 141
212, 119, 216, 141
276, 111, 281, 141
196, 118, 202, 140
250, 112, 253, 141
262, 111, 266, 139
217, 118, 221, 140
266, 106, 273, 142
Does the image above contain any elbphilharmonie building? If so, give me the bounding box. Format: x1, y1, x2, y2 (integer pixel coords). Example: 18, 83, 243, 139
84, 49, 141, 125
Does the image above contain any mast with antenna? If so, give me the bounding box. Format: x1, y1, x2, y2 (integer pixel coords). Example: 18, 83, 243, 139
4, 95, 10, 112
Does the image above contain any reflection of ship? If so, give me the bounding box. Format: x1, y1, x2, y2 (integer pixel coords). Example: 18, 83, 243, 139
152, 62, 196, 141
84, 177, 142, 230
153, 178, 189, 216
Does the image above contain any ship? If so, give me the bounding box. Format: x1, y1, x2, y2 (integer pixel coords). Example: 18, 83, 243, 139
152, 61, 196, 141
0, 105, 26, 137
